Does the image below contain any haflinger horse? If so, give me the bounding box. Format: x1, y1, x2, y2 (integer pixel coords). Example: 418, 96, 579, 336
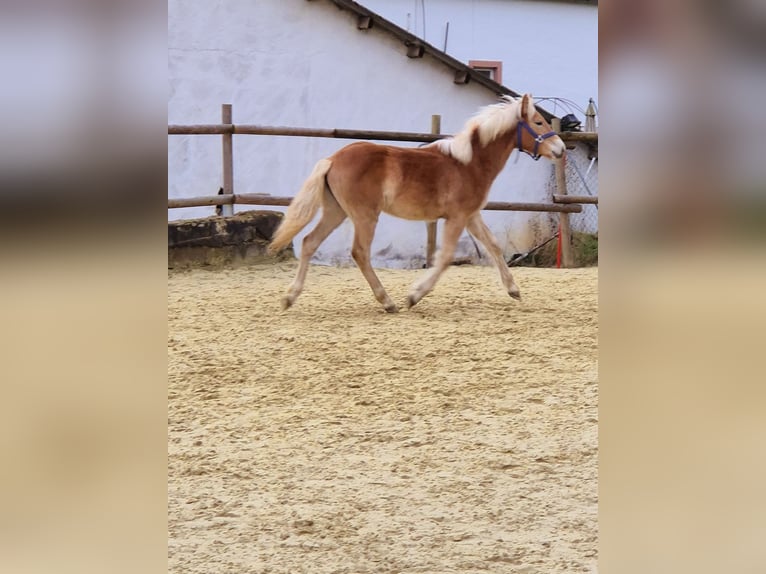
268, 94, 565, 313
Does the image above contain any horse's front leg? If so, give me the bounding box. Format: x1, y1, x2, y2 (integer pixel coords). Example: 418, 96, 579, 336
466, 213, 521, 300
407, 218, 465, 308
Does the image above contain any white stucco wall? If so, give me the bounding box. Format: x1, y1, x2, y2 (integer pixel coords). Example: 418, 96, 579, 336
363, 0, 598, 123
168, 0, 575, 267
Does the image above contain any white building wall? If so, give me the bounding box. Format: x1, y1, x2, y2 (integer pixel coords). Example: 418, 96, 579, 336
169, 0, 574, 267
363, 0, 598, 122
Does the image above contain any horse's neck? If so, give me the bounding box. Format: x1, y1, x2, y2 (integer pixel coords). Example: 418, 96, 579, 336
471, 128, 518, 183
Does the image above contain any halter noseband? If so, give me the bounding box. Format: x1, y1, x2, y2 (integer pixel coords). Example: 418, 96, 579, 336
516, 119, 557, 161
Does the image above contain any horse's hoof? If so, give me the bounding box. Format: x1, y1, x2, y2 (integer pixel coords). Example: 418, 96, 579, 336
508, 289, 521, 301
281, 296, 294, 310
406, 294, 418, 309
384, 303, 399, 314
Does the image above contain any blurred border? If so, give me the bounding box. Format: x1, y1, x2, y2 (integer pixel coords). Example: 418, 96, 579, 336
0, 2, 167, 573
600, 1, 766, 573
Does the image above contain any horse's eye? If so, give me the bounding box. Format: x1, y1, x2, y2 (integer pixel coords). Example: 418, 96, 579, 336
535, 121, 544, 126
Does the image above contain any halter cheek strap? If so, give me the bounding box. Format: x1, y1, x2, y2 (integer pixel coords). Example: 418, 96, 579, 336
517, 120, 557, 161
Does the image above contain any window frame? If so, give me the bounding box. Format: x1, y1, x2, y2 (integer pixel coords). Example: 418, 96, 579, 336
468, 60, 503, 85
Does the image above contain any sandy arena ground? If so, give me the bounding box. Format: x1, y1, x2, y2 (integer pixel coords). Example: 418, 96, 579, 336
168, 262, 598, 574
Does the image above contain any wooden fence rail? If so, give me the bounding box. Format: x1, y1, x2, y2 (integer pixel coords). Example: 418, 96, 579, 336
167, 123, 595, 144
553, 194, 598, 205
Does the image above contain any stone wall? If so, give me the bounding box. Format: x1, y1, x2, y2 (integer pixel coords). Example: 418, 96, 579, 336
168, 211, 291, 269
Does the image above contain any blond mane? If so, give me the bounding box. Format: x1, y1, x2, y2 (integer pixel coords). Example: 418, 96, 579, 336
427, 96, 531, 165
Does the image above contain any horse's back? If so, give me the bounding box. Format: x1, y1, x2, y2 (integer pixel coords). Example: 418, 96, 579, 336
331, 141, 454, 177
328, 142, 391, 188
327, 142, 461, 221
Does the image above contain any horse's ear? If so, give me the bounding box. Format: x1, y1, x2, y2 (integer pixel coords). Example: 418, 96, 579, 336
520, 94, 530, 119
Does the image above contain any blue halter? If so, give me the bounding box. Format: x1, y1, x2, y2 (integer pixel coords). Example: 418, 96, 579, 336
516, 119, 557, 160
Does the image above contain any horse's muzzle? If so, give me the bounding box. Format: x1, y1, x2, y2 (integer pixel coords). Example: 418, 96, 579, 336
550, 139, 566, 159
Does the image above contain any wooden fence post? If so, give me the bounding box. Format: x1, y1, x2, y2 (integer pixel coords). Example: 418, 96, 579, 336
221, 104, 234, 217
552, 118, 573, 268
426, 114, 441, 267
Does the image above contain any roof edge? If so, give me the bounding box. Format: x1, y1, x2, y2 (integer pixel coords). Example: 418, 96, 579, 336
321, 0, 557, 121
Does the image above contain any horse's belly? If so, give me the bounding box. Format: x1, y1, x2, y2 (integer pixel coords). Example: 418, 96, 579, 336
381, 186, 442, 221
382, 201, 441, 221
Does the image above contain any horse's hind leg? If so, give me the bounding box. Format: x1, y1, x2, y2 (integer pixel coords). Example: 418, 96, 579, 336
282, 188, 346, 310
466, 213, 521, 300
350, 216, 398, 313
407, 218, 465, 308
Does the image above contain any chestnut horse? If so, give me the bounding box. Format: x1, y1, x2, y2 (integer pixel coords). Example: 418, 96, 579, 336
269, 94, 565, 312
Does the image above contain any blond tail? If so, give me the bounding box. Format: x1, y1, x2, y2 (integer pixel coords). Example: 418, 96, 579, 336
268, 158, 333, 253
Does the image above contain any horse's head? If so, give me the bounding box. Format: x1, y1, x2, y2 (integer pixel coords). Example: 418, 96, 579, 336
516, 94, 566, 160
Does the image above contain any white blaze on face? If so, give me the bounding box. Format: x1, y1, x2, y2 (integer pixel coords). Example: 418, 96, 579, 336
549, 136, 566, 158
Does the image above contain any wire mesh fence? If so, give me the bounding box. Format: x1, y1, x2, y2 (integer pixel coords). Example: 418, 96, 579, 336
552, 143, 598, 234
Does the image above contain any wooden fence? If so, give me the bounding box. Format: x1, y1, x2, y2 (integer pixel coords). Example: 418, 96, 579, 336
168, 104, 598, 266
